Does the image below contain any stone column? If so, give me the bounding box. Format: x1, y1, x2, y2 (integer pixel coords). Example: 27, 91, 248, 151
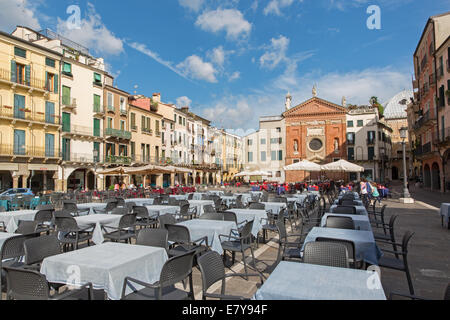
156, 174, 164, 188
22, 173, 30, 189
170, 173, 175, 187
193, 171, 197, 186
12, 176, 19, 189
184, 173, 189, 186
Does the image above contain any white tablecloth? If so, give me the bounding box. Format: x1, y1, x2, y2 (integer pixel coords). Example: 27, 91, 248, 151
40, 242, 168, 300
0, 210, 37, 233
144, 205, 179, 217
77, 203, 107, 215
234, 193, 252, 205
330, 205, 368, 216
170, 195, 188, 201
188, 200, 215, 216
192, 193, 207, 200
207, 190, 224, 197
75, 214, 122, 245
125, 198, 154, 206
261, 202, 287, 215
254, 261, 386, 300
221, 196, 237, 207
226, 209, 268, 237
177, 220, 236, 254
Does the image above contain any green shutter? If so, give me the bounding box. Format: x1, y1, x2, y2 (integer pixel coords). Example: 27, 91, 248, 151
45, 72, 48, 90
94, 95, 101, 111
62, 112, 71, 132
93, 119, 100, 137
63, 62, 72, 74
14, 47, 26, 58
25, 65, 31, 86
94, 142, 100, 162
142, 116, 145, 130
62, 86, 70, 105
54, 74, 58, 94
11, 60, 16, 83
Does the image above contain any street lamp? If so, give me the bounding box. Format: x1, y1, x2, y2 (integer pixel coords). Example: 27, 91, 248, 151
399, 127, 414, 203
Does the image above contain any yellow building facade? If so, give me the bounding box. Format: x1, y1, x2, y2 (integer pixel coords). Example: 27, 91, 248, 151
0, 31, 61, 193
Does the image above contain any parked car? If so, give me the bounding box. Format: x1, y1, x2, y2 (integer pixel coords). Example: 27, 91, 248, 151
0, 188, 34, 199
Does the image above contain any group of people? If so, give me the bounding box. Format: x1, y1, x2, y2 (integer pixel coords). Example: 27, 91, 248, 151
359, 178, 383, 203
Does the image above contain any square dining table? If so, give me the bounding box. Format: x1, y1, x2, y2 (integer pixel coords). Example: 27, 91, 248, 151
125, 198, 154, 206
253, 261, 386, 300
40, 242, 168, 300
144, 205, 179, 217
302, 227, 383, 266
77, 203, 107, 215
225, 209, 268, 237
188, 200, 215, 216
261, 202, 287, 215
176, 219, 236, 254
75, 214, 122, 245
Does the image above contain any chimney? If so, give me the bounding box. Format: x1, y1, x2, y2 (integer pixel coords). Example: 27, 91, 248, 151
181, 106, 189, 112
152, 93, 161, 103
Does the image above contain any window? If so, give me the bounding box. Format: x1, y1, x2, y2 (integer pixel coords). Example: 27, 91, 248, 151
93, 118, 100, 137
45, 102, 55, 124
45, 72, 58, 93
62, 86, 71, 106
130, 113, 136, 130
11, 61, 29, 86
107, 93, 113, 110
120, 97, 126, 113
13, 94, 25, 119
248, 152, 253, 162
348, 147, 355, 161
107, 118, 113, 129
368, 131, 376, 144
347, 132, 355, 145
261, 151, 266, 162
276, 127, 281, 133
174, 114, 177, 122
14, 47, 26, 58
62, 138, 70, 161
62, 112, 71, 132
120, 120, 125, 131
141, 116, 146, 132
261, 138, 266, 145
62, 62, 72, 75
45, 57, 55, 68
248, 139, 253, 146
183, 118, 186, 126
179, 117, 182, 125
146, 118, 151, 132
93, 94, 101, 112
368, 147, 375, 160
94, 72, 102, 85
278, 150, 283, 161
14, 129, 26, 155
357, 120, 364, 127
347, 121, 354, 128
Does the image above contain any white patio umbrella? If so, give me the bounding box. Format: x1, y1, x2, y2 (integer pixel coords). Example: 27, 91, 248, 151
321, 160, 365, 172
284, 160, 322, 172
235, 171, 250, 177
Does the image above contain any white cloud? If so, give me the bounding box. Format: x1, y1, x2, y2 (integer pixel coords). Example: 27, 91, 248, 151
177, 55, 218, 83
259, 35, 290, 69
176, 96, 192, 108
208, 46, 226, 67
199, 66, 411, 130
264, 0, 297, 16
228, 71, 241, 82
178, 0, 205, 12
0, 0, 41, 32
195, 9, 252, 40
56, 3, 123, 56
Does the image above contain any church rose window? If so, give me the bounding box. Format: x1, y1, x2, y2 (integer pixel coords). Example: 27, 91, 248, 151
309, 139, 323, 151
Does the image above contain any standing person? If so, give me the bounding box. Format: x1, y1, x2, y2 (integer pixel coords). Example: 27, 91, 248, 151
360, 179, 368, 203
371, 182, 381, 204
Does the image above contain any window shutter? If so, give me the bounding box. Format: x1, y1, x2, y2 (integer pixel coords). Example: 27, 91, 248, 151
25, 65, 31, 86
11, 60, 17, 83
45, 72, 48, 90
54, 74, 58, 94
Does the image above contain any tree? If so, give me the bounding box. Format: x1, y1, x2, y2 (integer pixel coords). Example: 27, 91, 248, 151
370, 96, 384, 118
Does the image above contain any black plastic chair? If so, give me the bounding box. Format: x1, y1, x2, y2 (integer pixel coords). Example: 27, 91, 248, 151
331, 206, 357, 215
54, 216, 93, 251
23, 235, 62, 270
158, 214, 176, 229
249, 203, 265, 210
133, 206, 158, 229
165, 224, 209, 259
153, 197, 163, 205
15, 221, 39, 235
178, 204, 197, 221
136, 228, 168, 252
325, 216, 356, 230
103, 214, 137, 244
197, 251, 264, 300
93, 200, 118, 214
0, 234, 39, 296
121, 250, 196, 300
302, 241, 350, 269
203, 204, 216, 214
199, 212, 224, 221
260, 212, 278, 244
219, 220, 256, 279
63, 200, 89, 217
34, 208, 55, 234
275, 218, 305, 263
316, 237, 363, 269
378, 231, 415, 295
3, 266, 95, 300
374, 214, 399, 258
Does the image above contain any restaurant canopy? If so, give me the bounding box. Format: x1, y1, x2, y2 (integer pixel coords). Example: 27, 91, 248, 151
283, 160, 322, 172
235, 170, 271, 177
320, 160, 365, 172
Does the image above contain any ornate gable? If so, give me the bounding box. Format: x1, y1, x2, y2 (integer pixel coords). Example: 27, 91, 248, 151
283, 97, 347, 118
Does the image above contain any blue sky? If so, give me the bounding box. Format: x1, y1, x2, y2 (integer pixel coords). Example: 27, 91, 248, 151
1, 0, 449, 134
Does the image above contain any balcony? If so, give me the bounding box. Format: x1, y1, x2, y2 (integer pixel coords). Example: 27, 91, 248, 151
142, 128, 153, 135
0, 68, 47, 93
436, 127, 450, 147
414, 142, 432, 158
62, 153, 100, 164
93, 105, 105, 117
414, 110, 437, 133
0, 144, 60, 160
62, 97, 77, 112
104, 155, 132, 165
131, 125, 137, 132
63, 125, 103, 140
104, 128, 132, 140
106, 105, 115, 114
347, 140, 355, 146
366, 139, 376, 145
155, 131, 161, 137
120, 108, 127, 116
0, 105, 60, 126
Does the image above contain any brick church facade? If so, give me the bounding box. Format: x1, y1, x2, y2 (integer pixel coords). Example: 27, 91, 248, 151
283, 96, 348, 183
